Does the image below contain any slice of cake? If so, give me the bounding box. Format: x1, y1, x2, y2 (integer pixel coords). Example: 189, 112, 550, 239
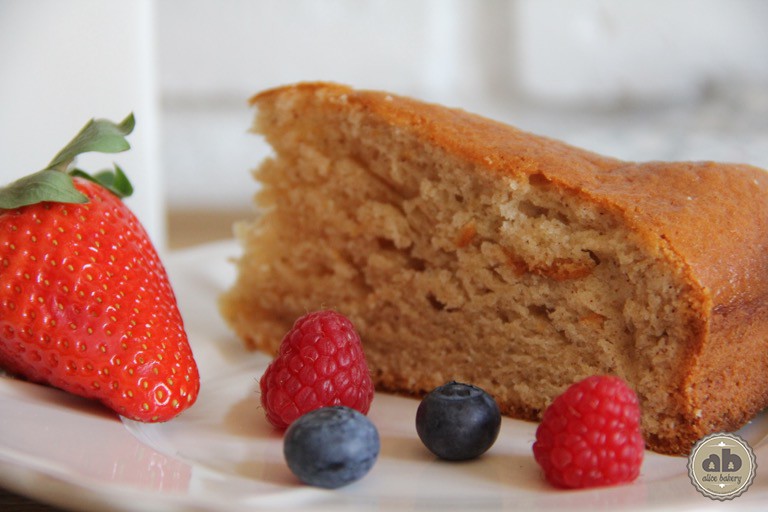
220, 82, 768, 455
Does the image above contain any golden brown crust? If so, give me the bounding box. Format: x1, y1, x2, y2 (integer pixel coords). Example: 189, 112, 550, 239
251, 82, 768, 306
243, 82, 768, 455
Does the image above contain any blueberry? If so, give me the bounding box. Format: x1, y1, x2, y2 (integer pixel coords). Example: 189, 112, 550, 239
283, 406, 380, 488
415, 381, 501, 460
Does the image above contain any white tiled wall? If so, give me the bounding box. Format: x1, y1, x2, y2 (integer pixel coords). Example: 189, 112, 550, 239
514, 0, 768, 104
3, 1, 767, 244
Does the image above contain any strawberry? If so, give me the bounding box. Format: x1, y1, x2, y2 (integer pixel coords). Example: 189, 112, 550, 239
0, 114, 199, 422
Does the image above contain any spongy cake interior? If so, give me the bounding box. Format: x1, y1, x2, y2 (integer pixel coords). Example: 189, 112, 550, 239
221, 93, 702, 452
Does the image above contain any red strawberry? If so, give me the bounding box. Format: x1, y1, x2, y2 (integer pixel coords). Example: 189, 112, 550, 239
260, 310, 374, 429
0, 114, 199, 422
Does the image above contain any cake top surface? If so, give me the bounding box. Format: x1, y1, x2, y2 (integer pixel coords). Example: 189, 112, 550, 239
252, 82, 768, 310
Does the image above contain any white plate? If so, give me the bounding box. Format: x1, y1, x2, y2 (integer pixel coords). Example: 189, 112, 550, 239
1, 240, 767, 511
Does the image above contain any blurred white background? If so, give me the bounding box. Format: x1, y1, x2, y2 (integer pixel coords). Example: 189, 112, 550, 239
2, 0, 767, 250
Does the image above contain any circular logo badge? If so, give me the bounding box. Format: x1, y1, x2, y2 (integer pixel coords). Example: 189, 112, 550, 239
688, 433, 757, 501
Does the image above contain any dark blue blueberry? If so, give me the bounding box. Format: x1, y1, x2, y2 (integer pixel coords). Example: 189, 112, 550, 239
283, 406, 380, 488
415, 381, 501, 460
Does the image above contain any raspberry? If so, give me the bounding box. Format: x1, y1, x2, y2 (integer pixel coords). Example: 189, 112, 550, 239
532, 375, 645, 489
260, 310, 374, 429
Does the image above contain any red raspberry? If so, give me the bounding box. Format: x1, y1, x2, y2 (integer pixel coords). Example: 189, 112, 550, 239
532, 375, 644, 489
259, 310, 374, 429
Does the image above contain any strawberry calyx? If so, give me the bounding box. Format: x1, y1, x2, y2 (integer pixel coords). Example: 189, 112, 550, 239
0, 113, 135, 210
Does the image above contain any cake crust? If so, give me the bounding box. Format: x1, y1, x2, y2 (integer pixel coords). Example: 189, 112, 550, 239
251, 82, 768, 302
223, 82, 768, 455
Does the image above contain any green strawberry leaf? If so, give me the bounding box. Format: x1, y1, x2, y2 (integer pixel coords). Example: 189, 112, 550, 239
71, 164, 134, 199
0, 169, 89, 209
47, 113, 135, 172
0, 113, 135, 210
